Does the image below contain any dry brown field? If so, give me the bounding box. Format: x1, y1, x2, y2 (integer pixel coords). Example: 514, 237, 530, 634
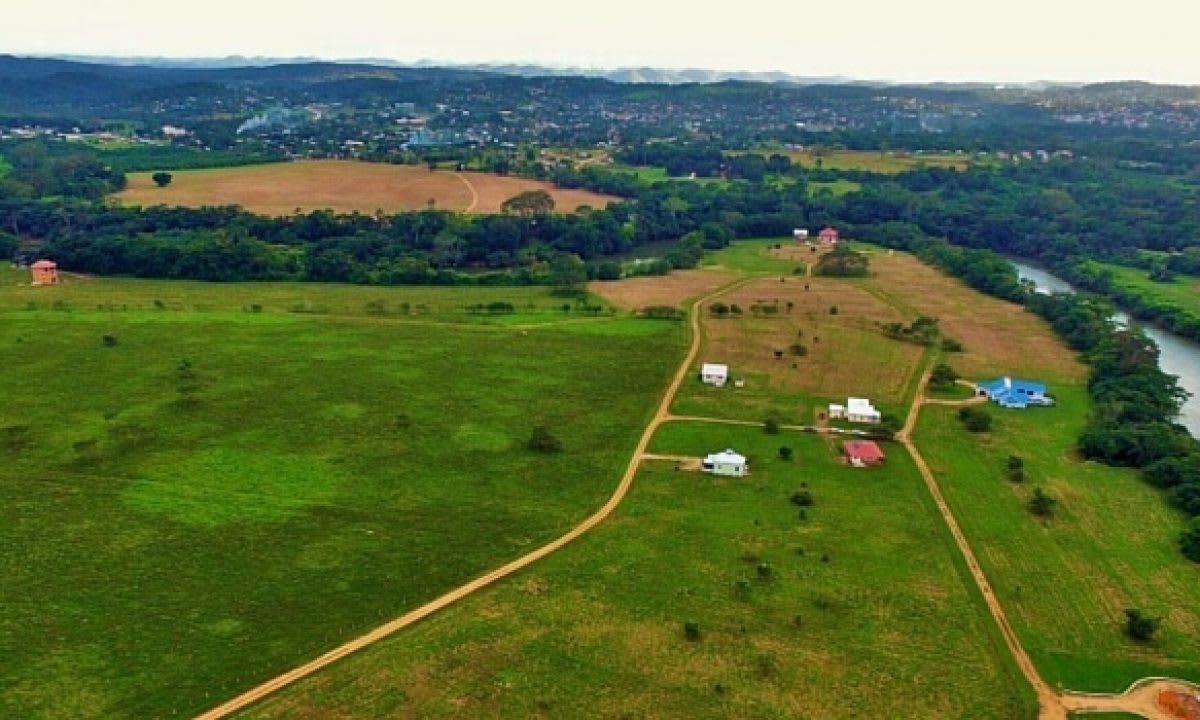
115, 160, 619, 216
589, 269, 739, 310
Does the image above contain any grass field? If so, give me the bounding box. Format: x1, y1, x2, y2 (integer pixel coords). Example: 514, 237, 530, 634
808, 178, 863, 196
1101, 261, 1200, 315
0, 270, 684, 718
589, 269, 738, 311
239, 423, 1035, 719
744, 148, 971, 173
0, 154, 11, 178
915, 387, 1200, 692
114, 160, 619, 216
673, 274, 925, 424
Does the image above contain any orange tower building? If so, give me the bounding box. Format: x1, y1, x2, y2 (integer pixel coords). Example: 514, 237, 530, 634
30, 259, 58, 285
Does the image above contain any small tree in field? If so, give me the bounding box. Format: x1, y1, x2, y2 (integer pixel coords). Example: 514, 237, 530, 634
778, 446, 794, 461
1027, 487, 1056, 517
683, 621, 701, 641
764, 416, 781, 434
527, 425, 563, 453
1123, 608, 1161, 643
152, 172, 173, 187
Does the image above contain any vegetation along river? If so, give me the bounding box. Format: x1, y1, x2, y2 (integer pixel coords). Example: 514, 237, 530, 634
1012, 260, 1200, 437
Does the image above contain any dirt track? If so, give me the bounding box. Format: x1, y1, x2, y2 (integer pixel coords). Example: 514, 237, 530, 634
194, 278, 751, 720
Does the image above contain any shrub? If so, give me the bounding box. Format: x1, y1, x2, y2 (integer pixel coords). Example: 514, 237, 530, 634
756, 562, 773, 579
527, 425, 563, 453
1123, 608, 1162, 643
764, 416, 781, 434
709, 302, 730, 317
829, 305, 838, 315
1028, 487, 1056, 517
790, 490, 814, 507
788, 342, 808, 356
683, 621, 701, 641
941, 337, 965, 352
958, 406, 993, 432
1180, 518, 1200, 563
101, 335, 118, 347
930, 363, 959, 388
778, 446, 794, 461
639, 305, 685, 320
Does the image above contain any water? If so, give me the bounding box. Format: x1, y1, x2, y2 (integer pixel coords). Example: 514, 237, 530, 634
1012, 259, 1200, 436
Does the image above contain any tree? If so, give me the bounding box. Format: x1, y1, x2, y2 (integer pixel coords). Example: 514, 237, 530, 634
501, 189, 556, 216
1027, 487, 1057, 517
151, 172, 173, 188
778, 446, 794, 461
1123, 608, 1162, 643
790, 490, 814, 507
1181, 518, 1200, 563
527, 425, 563, 453
814, 245, 870, 277
930, 363, 959, 388
683, 621, 701, 641
958, 407, 992, 433
1007, 454, 1024, 471
0, 231, 17, 259
764, 416, 781, 434
549, 253, 587, 295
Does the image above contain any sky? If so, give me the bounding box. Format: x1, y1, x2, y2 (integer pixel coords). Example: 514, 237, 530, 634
2, 0, 1198, 84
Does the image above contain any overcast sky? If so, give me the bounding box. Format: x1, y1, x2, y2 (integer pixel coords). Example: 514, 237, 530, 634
2, 0, 1197, 84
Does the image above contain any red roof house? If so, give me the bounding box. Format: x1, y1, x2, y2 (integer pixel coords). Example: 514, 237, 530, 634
819, 227, 839, 243
30, 259, 58, 285
844, 439, 885, 466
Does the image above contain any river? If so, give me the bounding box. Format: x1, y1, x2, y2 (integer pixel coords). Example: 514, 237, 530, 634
1012, 260, 1200, 436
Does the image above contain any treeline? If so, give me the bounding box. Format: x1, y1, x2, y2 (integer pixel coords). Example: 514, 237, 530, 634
1057, 259, 1200, 344
906, 237, 1199, 561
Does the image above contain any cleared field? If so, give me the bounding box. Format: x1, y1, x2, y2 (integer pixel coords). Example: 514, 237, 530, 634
674, 275, 924, 423
239, 423, 1035, 720
1102, 261, 1200, 314
746, 148, 970, 173
860, 250, 1086, 383
0, 271, 683, 718
589, 269, 739, 310
808, 178, 863, 196
115, 160, 619, 216
915, 387, 1200, 691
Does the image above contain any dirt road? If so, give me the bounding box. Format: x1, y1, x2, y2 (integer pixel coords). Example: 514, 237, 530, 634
194, 279, 750, 720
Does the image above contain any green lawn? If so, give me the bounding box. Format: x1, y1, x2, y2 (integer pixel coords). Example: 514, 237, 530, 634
808, 179, 862, 197
914, 384, 1200, 692
701, 238, 805, 274
0, 274, 684, 718
239, 423, 1035, 719
1101, 261, 1200, 315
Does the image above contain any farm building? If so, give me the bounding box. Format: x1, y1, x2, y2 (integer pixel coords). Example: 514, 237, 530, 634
829, 397, 882, 424
30, 260, 58, 285
819, 227, 839, 244
700, 363, 729, 387
976, 377, 1053, 409
702, 449, 748, 477
844, 440, 885, 467
793, 228, 810, 242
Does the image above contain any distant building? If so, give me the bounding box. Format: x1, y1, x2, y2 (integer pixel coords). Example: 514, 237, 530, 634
30, 260, 58, 285
844, 440, 885, 467
976, 377, 1053, 409
819, 227, 839, 244
793, 228, 810, 242
702, 448, 748, 477
829, 397, 881, 424
700, 363, 729, 387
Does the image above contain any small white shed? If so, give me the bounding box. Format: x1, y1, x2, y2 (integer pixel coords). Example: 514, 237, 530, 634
700, 363, 729, 387
702, 449, 748, 477
828, 403, 846, 419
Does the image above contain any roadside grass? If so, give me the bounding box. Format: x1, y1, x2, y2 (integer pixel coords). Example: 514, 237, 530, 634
239, 423, 1035, 720
915, 386, 1200, 692
0, 276, 684, 718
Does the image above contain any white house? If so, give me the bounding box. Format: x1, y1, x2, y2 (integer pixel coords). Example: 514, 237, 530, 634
793, 228, 810, 241
846, 397, 882, 424
700, 363, 729, 387
830, 398, 881, 424
702, 449, 748, 477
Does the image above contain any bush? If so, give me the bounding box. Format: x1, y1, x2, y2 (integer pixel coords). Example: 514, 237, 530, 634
764, 416, 781, 434
778, 446, 794, 461
709, 302, 730, 316
958, 406, 993, 433
829, 305, 838, 315
1028, 487, 1057, 517
941, 337, 965, 352
788, 342, 808, 356
639, 305, 685, 320
756, 562, 773, 579
683, 621, 701, 641
527, 425, 563, 453
790, 490, 814, 507
930, 363, 958, 388
101, 334, 118, 347
1123, 608, 1162, 643
1007, 454, 1024, 471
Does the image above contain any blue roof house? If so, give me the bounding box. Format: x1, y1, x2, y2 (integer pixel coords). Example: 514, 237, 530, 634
975, 377, 1053, 409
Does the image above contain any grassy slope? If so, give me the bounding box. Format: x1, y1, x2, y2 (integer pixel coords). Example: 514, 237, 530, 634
241, 423, 1035, 719
0, 273, 684, 718
915, 387, 1200, 691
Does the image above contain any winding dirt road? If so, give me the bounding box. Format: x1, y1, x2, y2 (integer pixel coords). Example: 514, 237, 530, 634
195, 279, 750, 720
452, 172, 479, 212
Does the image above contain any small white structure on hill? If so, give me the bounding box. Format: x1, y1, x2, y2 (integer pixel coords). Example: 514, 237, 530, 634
702, 449, 748, 477
829, 397, 882, 424
793, 228, 809, 242
700, 363, 729, 387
